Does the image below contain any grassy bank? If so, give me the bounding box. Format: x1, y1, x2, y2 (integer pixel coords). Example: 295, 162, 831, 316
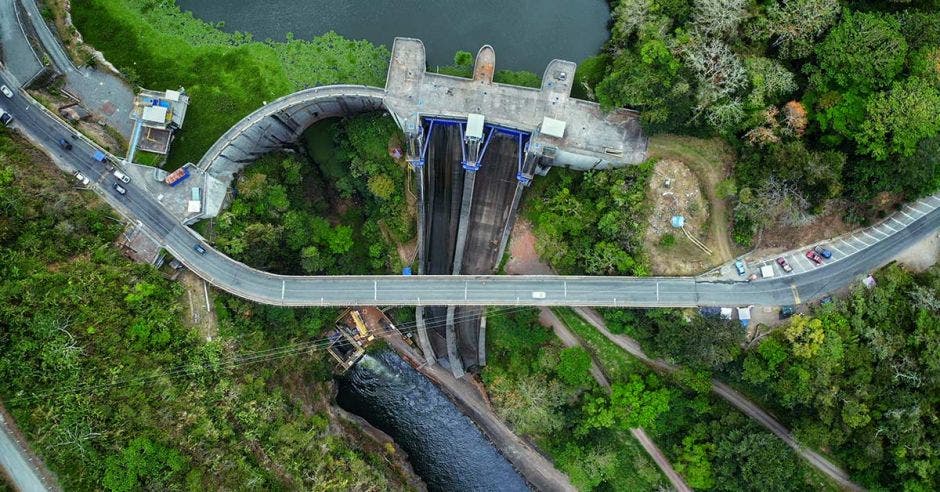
71, 0, 390, 168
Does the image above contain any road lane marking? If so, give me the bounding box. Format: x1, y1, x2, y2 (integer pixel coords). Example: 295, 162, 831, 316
374, 280, 377, 300
656, 282, 660, 302
890, 217, 907, 228
829, 245, 845, 257
790, 285, 801, 305
855, 235, 872, 246
899, 210, 916, 221
863, 231, 881, 242
909, 203, 929, 214
925, 195, 940, 206
464, 281, 468, 300
281, 280, 285, 300
564, 281, 567, 298
881, 222, 897, 233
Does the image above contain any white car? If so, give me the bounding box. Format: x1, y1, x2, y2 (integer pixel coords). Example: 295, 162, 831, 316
531, 291, 547, 299
74, 171, 90, 186
0, 85, 13, 98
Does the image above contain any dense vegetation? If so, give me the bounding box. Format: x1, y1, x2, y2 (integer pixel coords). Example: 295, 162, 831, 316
213, 115, 412, 274
483, 309, 667, 490
72, 0, 390, 168
525, 164, 652, 275
483, 307, 827, 491
0, 130, 411, 490
590, 0, 940, 245
608, 264, 940, 490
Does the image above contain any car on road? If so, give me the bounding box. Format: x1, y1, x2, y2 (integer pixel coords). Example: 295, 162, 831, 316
779, 305, 796, 319
776, 257, 792, 273
113, 170, 131, 183
113, 183, 126, 195
57, 138, 73, 151
193, 244, 208, 255
531, 291, 546, 299
0, 109, 12, 126
813, 245, 832, 259
806, 250, 823, 265
0, 85, 13, 98
734, 260, 746, 276
73, 171, 90, 186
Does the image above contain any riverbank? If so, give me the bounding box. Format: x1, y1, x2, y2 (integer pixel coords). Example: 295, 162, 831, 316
378, 328, 575, 491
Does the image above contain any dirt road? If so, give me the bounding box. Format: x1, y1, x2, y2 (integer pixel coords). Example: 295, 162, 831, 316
571, 307, 863, 491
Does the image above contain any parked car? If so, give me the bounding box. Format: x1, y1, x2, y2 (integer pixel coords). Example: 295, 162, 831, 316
735, 260, 746, 276
113, 183, 127, 195
0, 110, 11, 126
0, 85, 13, 98
57, 138, 73, 151
820, 296, 833, 305
776, 257, 793, 273
193, 244, 208, 255
73, 171, 90, 186
806, 250, 823, 265
779, 305, 796, 319
813, 245, 832, 259
113, 170, 131, 183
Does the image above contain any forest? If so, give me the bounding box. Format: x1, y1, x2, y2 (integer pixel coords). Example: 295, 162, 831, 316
483, 308, 829, 491
210, 115, 412, 275
0, 129, 413, 490
583, 0, 940, 246
607, 264, 940, 490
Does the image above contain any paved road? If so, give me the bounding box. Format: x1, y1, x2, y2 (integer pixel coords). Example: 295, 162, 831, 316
2, 70, 939, 312
0, 404, 55, 492
11, 0, 135, 137
571, 307, 863, 491
3, 65, 940, 309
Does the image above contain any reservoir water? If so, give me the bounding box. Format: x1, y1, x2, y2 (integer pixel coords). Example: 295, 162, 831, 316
177, 0, 611, 73
336, 349, 528, 491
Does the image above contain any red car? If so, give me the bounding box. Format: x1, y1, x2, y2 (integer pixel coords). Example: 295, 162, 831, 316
776, 257, 792, 272
806, 250, 823, 265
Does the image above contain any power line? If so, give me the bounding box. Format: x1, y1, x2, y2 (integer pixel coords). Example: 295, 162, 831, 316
8, 305, 534, 405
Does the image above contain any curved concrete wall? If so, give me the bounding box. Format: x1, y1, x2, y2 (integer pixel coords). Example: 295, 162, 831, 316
198, 85, 388, 184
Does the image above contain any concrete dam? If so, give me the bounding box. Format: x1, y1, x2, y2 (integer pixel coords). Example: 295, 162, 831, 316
197, 37, 648, 377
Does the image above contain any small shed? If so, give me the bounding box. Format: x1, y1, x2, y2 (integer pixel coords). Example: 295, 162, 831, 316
671, 215, 685, 228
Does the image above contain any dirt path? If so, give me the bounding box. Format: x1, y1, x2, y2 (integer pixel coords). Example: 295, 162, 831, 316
648, 135, 736, 265
538, 309, 692, 492
571, 307, 863, 491
382, 331, 575, 492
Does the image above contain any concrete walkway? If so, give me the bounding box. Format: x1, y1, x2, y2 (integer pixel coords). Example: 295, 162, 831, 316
14, 0, 135, 137
571, 307, 864, 491
538, 308, 692, 492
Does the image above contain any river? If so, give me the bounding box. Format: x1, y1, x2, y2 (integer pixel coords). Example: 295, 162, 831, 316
176, 0, 610, 73
336, 349, 529, 491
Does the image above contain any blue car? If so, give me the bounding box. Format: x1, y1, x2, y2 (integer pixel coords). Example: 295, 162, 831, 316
813, 245, 832, 259
734, 260, 746, 276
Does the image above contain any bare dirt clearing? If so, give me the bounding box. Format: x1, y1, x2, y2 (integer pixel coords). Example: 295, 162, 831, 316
644, 159, 712, 275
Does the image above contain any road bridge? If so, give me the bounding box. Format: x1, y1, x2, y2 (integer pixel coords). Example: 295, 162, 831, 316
3, 45, 940, 372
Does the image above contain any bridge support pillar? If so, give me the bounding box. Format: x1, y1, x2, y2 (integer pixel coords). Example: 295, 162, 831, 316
451, 170, 476, 274
415, 306, 437, 364
445, 306, 466, 378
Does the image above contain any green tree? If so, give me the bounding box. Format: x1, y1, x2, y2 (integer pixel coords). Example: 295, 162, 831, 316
579, 375, 671, 433
102, 437, 186, 492
815, 11, 907, 93
555, 347, 594, 388
783, 315, 825, 358
367, 173, 395, 199
856, 77, 940, 160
